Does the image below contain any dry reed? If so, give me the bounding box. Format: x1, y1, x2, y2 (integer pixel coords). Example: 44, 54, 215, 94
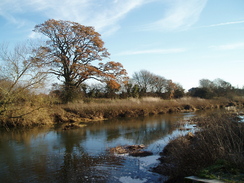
0, 97, 235, 128
154, 112, 244, 182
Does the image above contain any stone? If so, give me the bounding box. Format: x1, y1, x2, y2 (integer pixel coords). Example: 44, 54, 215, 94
110, 144, 153, 157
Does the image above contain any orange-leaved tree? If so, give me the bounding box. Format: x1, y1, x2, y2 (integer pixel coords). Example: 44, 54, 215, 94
99, 61, 129, 97
33, 19, 127, 102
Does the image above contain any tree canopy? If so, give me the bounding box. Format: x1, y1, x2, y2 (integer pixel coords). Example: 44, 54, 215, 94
130, 70, 184, 98
34, 19, 127, 102
189, 78, 234, 99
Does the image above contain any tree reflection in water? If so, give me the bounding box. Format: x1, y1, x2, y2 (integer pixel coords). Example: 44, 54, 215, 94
0, 113, 191, 182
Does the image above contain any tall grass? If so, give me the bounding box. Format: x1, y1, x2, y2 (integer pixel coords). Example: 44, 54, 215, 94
0, 91, 57, 128
154, 112, 244, 182
0, 105, 53, 129
61, 97, 222, 120
0, 97, 234, 128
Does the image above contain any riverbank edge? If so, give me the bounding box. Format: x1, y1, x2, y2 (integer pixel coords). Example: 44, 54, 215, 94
153, 112, 244, 183
0, 97, 243, 129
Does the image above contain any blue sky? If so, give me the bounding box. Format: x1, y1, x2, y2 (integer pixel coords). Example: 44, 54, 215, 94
1, 0, 244, 90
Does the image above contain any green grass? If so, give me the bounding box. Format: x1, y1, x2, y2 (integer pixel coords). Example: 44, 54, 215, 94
198, 159, 244, 182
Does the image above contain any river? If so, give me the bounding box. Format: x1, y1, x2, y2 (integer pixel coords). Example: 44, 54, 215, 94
0, 112, 202, 183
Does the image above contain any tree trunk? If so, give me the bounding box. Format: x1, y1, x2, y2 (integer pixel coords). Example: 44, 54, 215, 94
63, 79, 78, 103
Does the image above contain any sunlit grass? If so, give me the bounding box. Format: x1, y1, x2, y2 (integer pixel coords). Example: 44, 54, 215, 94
0, 96, 236, 128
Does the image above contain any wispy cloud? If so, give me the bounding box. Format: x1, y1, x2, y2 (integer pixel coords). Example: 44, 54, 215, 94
0, 0, 150, 36
210, 43, 244, 50
142, 0, 207, 31
118, 48, 186, 56
0, 0, 208, 36
0, 0, 31, 28
0, 0, 209, 36
201, 20, 244, 28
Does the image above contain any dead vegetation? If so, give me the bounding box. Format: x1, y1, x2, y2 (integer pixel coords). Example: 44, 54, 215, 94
0, 96, 241, 129
153, 112, 244, 182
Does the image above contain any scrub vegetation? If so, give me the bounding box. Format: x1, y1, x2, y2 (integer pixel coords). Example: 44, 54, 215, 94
154, 112, 244, 183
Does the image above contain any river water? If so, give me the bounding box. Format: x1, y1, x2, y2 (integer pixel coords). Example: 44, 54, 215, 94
0, 112, 201, 183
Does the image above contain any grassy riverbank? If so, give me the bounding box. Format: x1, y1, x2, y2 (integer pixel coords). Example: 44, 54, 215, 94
153, 112, 244, 183
0, 96, 243, 129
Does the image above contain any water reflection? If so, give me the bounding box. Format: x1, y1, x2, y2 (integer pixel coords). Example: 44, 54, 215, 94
0, 113, 191, 183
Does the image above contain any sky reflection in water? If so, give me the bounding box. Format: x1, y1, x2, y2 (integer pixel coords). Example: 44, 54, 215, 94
0, 113, 198, 183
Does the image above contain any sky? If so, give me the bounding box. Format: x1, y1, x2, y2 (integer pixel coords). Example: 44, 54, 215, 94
1, 0, 244, 90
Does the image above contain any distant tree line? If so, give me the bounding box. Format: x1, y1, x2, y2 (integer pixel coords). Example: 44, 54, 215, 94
188, 78, 243, 99
49, 69, 185, 100
49, 76, 244, 101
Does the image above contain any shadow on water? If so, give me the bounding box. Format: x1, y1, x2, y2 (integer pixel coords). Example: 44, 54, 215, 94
0, 112, 205, 183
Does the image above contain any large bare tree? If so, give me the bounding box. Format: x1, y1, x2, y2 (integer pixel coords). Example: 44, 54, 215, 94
34, 19, 127, 102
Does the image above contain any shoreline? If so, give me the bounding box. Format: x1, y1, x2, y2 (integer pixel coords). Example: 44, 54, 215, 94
0, 97, 243, 129
153, 112, 244, 183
